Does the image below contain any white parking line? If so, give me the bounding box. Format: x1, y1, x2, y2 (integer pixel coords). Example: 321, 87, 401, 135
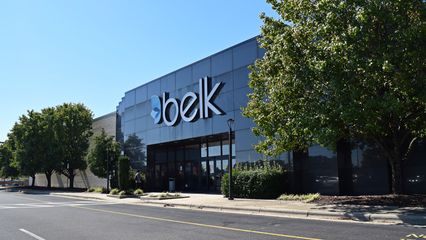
19, 229, 46, 240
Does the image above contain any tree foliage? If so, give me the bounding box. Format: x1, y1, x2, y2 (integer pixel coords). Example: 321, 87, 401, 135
38, 107, 63, 187
55, 103, 93, 188
9, 111, 45, 186
0, 141, 18, 179
8, 103, 93, 188
244, 0, 426, 194
87, 129, 120, 187
123, 134, 145, 170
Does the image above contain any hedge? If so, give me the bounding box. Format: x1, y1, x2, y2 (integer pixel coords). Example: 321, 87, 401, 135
221, 160, 286, 199
118, 156, 130, 190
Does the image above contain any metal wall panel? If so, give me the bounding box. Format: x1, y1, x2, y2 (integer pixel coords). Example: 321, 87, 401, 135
212, 49, 232, 76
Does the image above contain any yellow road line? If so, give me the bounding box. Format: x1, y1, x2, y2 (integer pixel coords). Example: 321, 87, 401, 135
73, 205, 322, 240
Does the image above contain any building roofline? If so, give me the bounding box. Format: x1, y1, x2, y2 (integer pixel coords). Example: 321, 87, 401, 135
93, 112, 116, 122
122, 36, 259, 95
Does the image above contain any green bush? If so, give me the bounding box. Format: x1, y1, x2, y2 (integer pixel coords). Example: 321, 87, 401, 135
134, 188, 144, 195
88, 187, 107, 193
221, 160, 286, 199
118, 156, 130, 190
96, 187, 107, 193
109, 188, 120, 195
118, 189, 133, 196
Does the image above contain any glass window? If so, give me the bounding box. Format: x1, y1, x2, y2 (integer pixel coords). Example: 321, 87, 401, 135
222, 139, 236, 156
186, 144, 200, 162
201, 143, 208, 158
201, 161, 207, 176
176, 148, 184, 161
305, 145, 338, 195
405, 139, 426, 193
215, 160, 222, 173
223, 159, 229, 173
351, 142, 389, 195
208, 141, 221, 157
209, 160, 215, 174
155, 151, 167, 164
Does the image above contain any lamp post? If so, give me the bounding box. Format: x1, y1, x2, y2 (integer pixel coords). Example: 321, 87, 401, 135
106, 146, 110, 193
227, 118, 234, 200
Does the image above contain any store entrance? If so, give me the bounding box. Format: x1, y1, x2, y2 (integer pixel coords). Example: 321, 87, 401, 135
147, 133, 235, 193
207, 157, 228, 192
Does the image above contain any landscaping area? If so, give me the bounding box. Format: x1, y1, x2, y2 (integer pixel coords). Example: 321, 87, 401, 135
140, 192, 188, 200
312, 194, 426, 207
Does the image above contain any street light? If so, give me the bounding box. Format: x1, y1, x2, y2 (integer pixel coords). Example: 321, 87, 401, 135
106, 146, 110, 193
227, 118, 234, 200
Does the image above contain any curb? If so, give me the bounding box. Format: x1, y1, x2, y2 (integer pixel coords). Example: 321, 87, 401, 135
140, 200, 426, 225
30, 192, 426, 226
49, 193, 106, 201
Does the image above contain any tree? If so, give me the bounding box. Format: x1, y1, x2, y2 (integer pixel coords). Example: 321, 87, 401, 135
9, 111, 44, 186
87, 129, 120, 188
244, 0, 425, 194
9, 108, 63, 188
0, 141, 18, 180
39, 107, 63, 188
56, 103, 93, 188
123, 134, 145, 170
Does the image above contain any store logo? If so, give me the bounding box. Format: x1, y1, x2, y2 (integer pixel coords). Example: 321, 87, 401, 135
150, 77, 224, 126
150, 95, 162, 124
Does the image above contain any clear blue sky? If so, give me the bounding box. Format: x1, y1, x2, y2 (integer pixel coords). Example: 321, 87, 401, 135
0, 1, 277, 141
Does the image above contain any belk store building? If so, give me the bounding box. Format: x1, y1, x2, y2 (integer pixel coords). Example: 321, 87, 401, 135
117, 37, 426, 195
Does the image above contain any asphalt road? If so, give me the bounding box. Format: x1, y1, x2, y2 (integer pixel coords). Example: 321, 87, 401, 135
0, 191, 424, 240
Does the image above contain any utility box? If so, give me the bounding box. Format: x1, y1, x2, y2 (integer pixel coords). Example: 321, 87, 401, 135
168, 178, 175, 192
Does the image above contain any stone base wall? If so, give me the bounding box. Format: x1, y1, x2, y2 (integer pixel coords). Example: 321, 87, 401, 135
34, 169, 106, 189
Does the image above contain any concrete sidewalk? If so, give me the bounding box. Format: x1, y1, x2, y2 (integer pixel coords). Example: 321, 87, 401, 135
31, 190, 425, 226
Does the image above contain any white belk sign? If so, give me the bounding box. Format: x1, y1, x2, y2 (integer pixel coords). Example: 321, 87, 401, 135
150, 77, 223, 126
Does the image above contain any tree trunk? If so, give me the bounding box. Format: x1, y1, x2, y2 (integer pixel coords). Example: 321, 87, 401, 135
31, 174, 35, 187
45, 172, 52, 188
373, 132, 411, 195
389, 156, 403, 194
69, 173, 74, 189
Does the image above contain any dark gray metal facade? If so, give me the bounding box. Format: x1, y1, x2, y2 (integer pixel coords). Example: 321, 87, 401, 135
117, 37, 426, 194
117, 37, 266, 164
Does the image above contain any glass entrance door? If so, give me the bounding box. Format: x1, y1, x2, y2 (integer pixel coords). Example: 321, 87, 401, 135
207, 157, 226, 192
148, 133, 234, 192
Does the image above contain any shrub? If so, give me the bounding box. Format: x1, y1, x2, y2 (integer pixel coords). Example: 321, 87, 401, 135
94, 187, 107, 193
109, 188, 120, 195
118, 156, 130, 190
118, 189, 134, 196
278, 193, 320, 203
88, 187, 107, 193
221, 160, 286, 199
134, 188, 144, 195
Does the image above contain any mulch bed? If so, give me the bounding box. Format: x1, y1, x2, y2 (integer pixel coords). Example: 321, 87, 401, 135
312, 195, 426, 207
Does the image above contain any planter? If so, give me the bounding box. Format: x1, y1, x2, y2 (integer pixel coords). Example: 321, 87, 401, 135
107, 194, 144, 199
140, 194, 189, 200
